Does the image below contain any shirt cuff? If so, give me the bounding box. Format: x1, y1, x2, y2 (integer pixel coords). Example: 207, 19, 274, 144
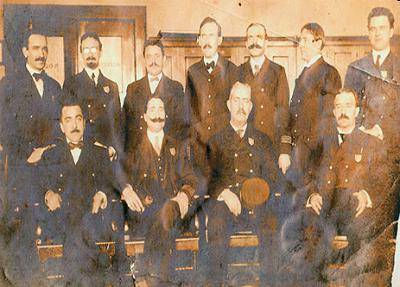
360, 189, 373, 208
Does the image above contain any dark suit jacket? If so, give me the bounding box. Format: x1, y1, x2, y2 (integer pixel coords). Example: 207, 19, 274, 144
345, 52, 400, 153
39, 138, 114, 220
289, 57, 342, 145
185, 54, 239, 145
123, 133, 198, 205
0, 66, 62, 163
207, 124, 279, 199
63, 70, 122, 151
123, 75, 185, 153
239, 58, 291, 154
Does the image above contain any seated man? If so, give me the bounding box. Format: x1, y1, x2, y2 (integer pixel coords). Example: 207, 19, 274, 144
121, 97, 199, 286
281, 89, 393, 286
205, 82, 284, 286
39, 99, 127, 286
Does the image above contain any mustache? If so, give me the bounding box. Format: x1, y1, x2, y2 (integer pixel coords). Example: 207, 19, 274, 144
149, 117, 165, 123
86, 56, 97, 61
35, 57, 46, 62
202, 44, 212, 49
236, 108, 247, 115
338, 114, 350, 120
248, 43, 263, 49
71, 128, 81, 133
149, 62, 160, 67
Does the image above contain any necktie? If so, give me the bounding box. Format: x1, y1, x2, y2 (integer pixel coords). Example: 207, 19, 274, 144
375, 54, 381, 69
32, 71, 45, 81
91, 73, 96, 86
339, 133, 346, 143
236, 129, 244, 139
68, 141, 84, 150
154, 136, 161, 156
254, 64, 260, 76
206, 61, 215, 71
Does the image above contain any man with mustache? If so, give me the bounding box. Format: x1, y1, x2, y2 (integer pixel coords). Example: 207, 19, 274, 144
123, 39, 186, 155
0, 30, 62, 285
281, 89, 393, 285
120, 97, 199, 286
63, 32, 122, 160
286, 23, 341, 196
239, 23, 291, 175
185, 16, 239, 174
39, 99, 127, 286
206, 82, 283, 286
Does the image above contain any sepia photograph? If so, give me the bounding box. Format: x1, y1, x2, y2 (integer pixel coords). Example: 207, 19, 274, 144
0, 0, 399, 286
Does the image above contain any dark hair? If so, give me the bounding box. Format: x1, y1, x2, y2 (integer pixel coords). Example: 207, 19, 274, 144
336, 88, 359, 106
246, 23, 268, 39
22, 30, 47, 49
143, 39, 165, 56
199, 17, 222, 37
80, 32, 102, 52
59, 93, 85, 119
368, 7, 394, 29
301, 22, 325, 49
144, 96, 164, 113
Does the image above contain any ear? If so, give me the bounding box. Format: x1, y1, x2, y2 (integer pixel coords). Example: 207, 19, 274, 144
218, 35, 223, 46
389, 27, 394, 38
226, 100, 231, 113
196, 36, 200, 46
143, 113, 149, 123
355, 107, 360, 118
59, 122, 65, 134
22, 47, 28, 58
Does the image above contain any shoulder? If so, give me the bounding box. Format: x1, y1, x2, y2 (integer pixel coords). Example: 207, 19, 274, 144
164, 76, 184, 90
348, 55, 371, 72
188, 61, 203, 73
126, 77, 146, 93
268, 59, 285, 72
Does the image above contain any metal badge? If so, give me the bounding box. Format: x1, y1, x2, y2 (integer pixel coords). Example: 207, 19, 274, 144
355, 154, 362, 163
248, 137, 255, 146
103, 86, 110, 93
170, 147, 176, 156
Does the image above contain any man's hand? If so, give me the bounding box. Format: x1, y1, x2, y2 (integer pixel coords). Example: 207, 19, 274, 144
308, 193, 323, 215
171, 192, 189, 219
353, 191, 370, 218
108, 146, 117, 161
45, 190, 62, 211
359, 124, 383, 140
27, 145, 55, 164
219, 189, 241, 216
92, 191, 107, 214
278, 153, 291, 175
121, 185, 144, 212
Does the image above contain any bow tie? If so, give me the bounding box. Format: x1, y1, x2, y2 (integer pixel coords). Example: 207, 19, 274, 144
339, 133, 346, 142
205, 61, 215, 70
32, 71, 45, 81
68, 141, 84, 150
150, 76, 160, 83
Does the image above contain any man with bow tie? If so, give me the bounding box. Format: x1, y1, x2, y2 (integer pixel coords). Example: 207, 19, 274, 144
238, 23, 291, 175
63, 32, 122, 160
286, 23, 341, 194
205, 82, 284, 286
120, 97, 199, 286
185, 17, 239, 174
123, 39, 186, 155
0, 30, 62, 286
39, 99, 127, 285
281, 89, 393, 286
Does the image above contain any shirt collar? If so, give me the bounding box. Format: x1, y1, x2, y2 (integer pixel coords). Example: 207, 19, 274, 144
372, 47, 390, 65
26, 63, 44, 78
336, 126, 354, 135
147, 72, 163, 83
147, 129, 164, 143
230, 122, 248, 134
84, 67, 100, 80
250, 55, 265, 69
204, 52, 219, 65
304, 54, 322, 68
66, 137, 84, 149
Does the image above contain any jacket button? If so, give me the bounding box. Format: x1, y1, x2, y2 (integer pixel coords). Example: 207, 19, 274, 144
250, 169, 253, 173
383, 96, 386, 100
380, 115, 384, 119
103, 104, 106, 107
235, 182, 239, 187
260, 121, 264, 125
88, 104, 91, 108
295, 114, 298, 118
235, 168, 238, 173
207, 126, 211, 130
298, 99, 301, 103
208, 110, 211, 115
234, 153, 238, 157
140, 115, 144, 119
260, 105, 264, 109
208, 94, 211, 99
327, 180, 331, 184
261, 88, 265, 92
59, 174, 63, 178
208, 78, 211, 82
30, 115, 33, 119
345, 179, 349, 183
329, 165, 332, 170
345, 165, 348, 168
249, 153, 252, 157
58, 188, 62, 192
90, 119, 94, 123
140, 126, 143, 130
144, 173, 147, 178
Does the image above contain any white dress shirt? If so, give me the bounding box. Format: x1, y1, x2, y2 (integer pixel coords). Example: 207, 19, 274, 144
67, 138, 82, 165
84, 67, 100, 86
147, 73, 163, 94
230, 122, 247, 138
204, 53, 219, 73
147, 129, 164, 155
250, 55, 265, 75
372, 47, 390, 66
26, 63, 44, 97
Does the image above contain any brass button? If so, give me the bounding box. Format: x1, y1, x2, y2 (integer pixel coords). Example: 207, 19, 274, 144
260, 105, 264, 109
208, 78, 211, 82
144, 173, 147, 178
208, 94, 211, 99
159, 166, 162, 170
234, 153, 238, 157
207, 126, 211, 130
140, 126, 143, 130
261, 88, 265, 92
329, 165, 333, 170
294, 129, 297, 133
249, 153, 253, 157
327, 180, 331, 184
235, 168, 238, 173
295, 114, 298, 118
103, 104, 106, 107
383, 96, 386, 100
90, 119, 94, 123
88, 104, 91, 108
250, 169, 253, 173
345, 165, 348, 168
380, 115, 384, 119
260, 121, 264, 125
59, 173, 63, 178
208, 110, 211, 115
298, 99, 301, 103
30, 115, 33, 119
345, 179, 349, 183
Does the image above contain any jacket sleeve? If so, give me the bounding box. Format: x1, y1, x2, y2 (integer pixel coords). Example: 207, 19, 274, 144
276, 66, 292, 154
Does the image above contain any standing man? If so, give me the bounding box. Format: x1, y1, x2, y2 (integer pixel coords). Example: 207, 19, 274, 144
287, 23, 342, 192
0, 30, 62, 286
123, 39, 186, 154
121, 97, 199, 286
63, 32, 122, 159
206, 82, 283, 286
239, 23, 291, 173
185, 17, 239, 173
